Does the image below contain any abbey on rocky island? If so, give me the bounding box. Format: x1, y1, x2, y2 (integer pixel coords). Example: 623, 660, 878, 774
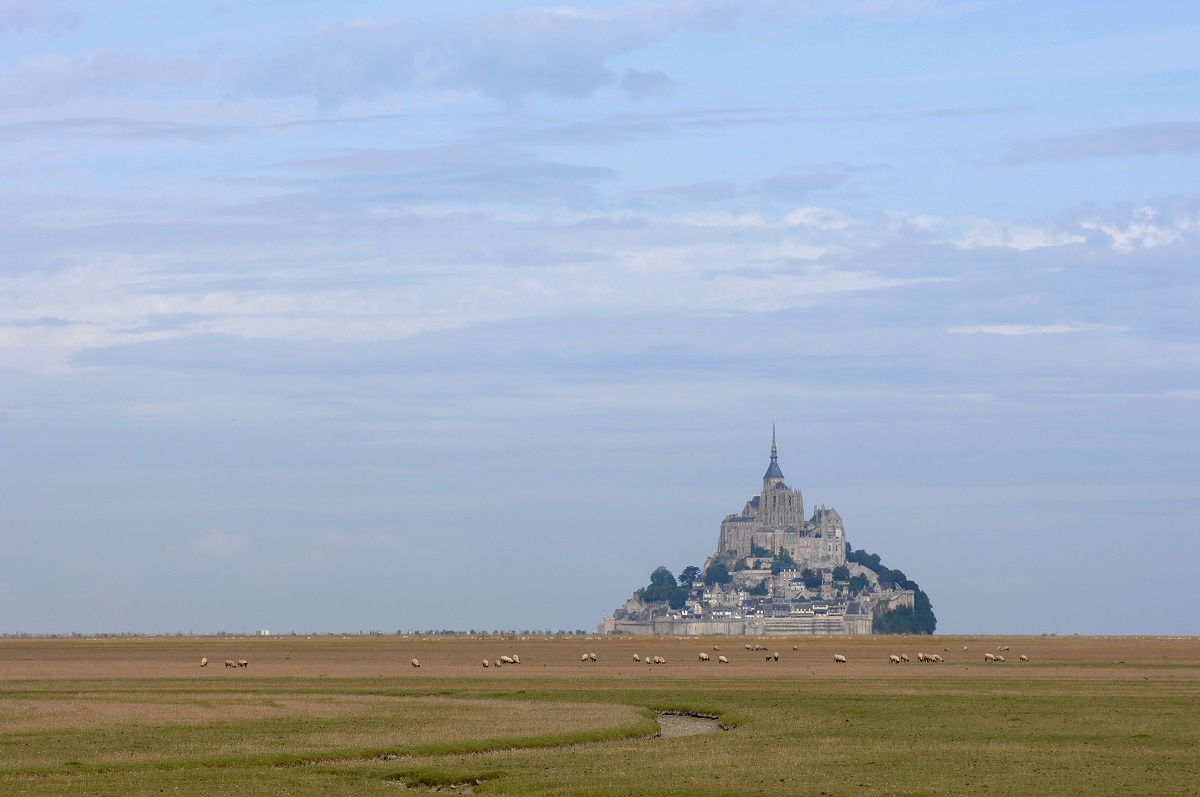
603, 429, 916, 636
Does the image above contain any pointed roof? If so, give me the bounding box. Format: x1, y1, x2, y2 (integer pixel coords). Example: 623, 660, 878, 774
763, 423, 785, 480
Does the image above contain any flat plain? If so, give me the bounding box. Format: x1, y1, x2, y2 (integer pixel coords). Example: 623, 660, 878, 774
1, 634, 1197, 796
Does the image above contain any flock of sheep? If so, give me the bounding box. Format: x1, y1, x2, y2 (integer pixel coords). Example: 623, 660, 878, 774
198, 657, 248, 668
197, 643, 1031, 671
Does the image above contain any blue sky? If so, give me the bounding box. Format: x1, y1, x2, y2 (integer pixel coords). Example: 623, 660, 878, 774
1, 0, 1198, 635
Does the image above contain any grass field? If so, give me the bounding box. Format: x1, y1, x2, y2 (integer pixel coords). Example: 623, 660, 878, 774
1, 634, 1197, 795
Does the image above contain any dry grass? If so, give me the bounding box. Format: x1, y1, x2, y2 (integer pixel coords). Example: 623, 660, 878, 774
2, 634, 1198, 795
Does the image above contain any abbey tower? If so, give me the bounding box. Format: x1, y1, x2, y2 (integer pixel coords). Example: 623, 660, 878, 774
710, 427, 846, 572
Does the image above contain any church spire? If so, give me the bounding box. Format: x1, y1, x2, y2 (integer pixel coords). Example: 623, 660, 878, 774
763, 422, 784, 481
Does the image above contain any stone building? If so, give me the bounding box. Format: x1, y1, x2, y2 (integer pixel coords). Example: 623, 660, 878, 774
709, 427, 846, 573
603, 429, 913, 636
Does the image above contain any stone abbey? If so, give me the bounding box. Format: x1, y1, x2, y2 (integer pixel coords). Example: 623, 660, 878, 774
603, 429, 916, 636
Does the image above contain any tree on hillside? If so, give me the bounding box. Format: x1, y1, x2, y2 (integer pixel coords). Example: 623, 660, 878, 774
678, 565, 701, 589
771, 548, 797, 574
649, 566, 676, 589
873, 590, 936, 635
703, 562, 732, 585
832, 565, 850, 581
802, 569, 822, 589
638, 566, 686, 606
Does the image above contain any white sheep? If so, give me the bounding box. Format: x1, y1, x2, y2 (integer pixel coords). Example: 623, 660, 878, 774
712, 645, 720, 651
931, 654, 943, 663
200, 657, 208, 667
494, 659, 503, 668
917, 652, 927, 662
1019, 654, 1029, 662
698, 652, 710, 662
512, 654, 520, 664
225, 659, 235, 668
995, 655, 1005, 662
985, 653, 996, 662
792, 646, 798, 651
633, 653, 641, 662
482, 659, 490, 668
744, 644, 753, 650
773, 651, 780, 661
900, 654, 910, 662
588, 653, 597, 662
889, 655, 901, 664
581, 653, 589, 662
833, 654, 847, 664
717, 655, 729, 664
410, 658, 420, 668
999, 645, 1010, 652
500, 655, 514, 664
237, 659, 248, 668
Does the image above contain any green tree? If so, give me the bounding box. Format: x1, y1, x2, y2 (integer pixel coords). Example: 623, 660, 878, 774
637, 566, 680, 603
872, 590, 937, 634
678, 565, 701, 589
848, 574, 869, 593
649, 566, 677, 589
703, 562, 732, 585
832, 565, 850, 581
770, 548, 797, 574
748, 580, 769, 596
802, 569, 823, 589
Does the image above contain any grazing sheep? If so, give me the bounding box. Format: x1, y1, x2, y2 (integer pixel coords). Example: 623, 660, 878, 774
237, 659, 248, 668
900, 654, 910, 662
963, 646, 968, 651
1019, 655, 1029, 662
698, 653, 710, 662
581, 654, 589, 662
999, 645, 1010, 652
931, 654, 943, 663
792, 646, 798, 651
654, 656, 666, 664
500, 655, 514, 664
633, 653, 641, 662
717, 655, 729, 664
494, 659, 503, 668
225, 660, 235, 668
744, 644, 753, 650
482, 659, 490, 668
833, 654, 847, 664
200, 657, 208, 667
410, 658, 420, 668
889, 655, 901, 664
512, 654, 520, 664
713, 645, 720, 651
773, 651, 779, 661
985, 653, 996, 662
995, 655, 1005, 662
588, 653, 597, 662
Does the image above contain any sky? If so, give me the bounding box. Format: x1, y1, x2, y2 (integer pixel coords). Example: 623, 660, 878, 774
1, 0, 1197, 636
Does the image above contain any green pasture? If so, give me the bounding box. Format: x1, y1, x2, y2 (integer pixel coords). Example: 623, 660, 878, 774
1, 674, 1196, 796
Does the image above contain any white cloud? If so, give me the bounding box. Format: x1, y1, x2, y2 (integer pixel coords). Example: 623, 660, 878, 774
190, 529, 250, 558
784, 206, 852, 229
953, 218, 1085, 251
1080, 206, 1200, 253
